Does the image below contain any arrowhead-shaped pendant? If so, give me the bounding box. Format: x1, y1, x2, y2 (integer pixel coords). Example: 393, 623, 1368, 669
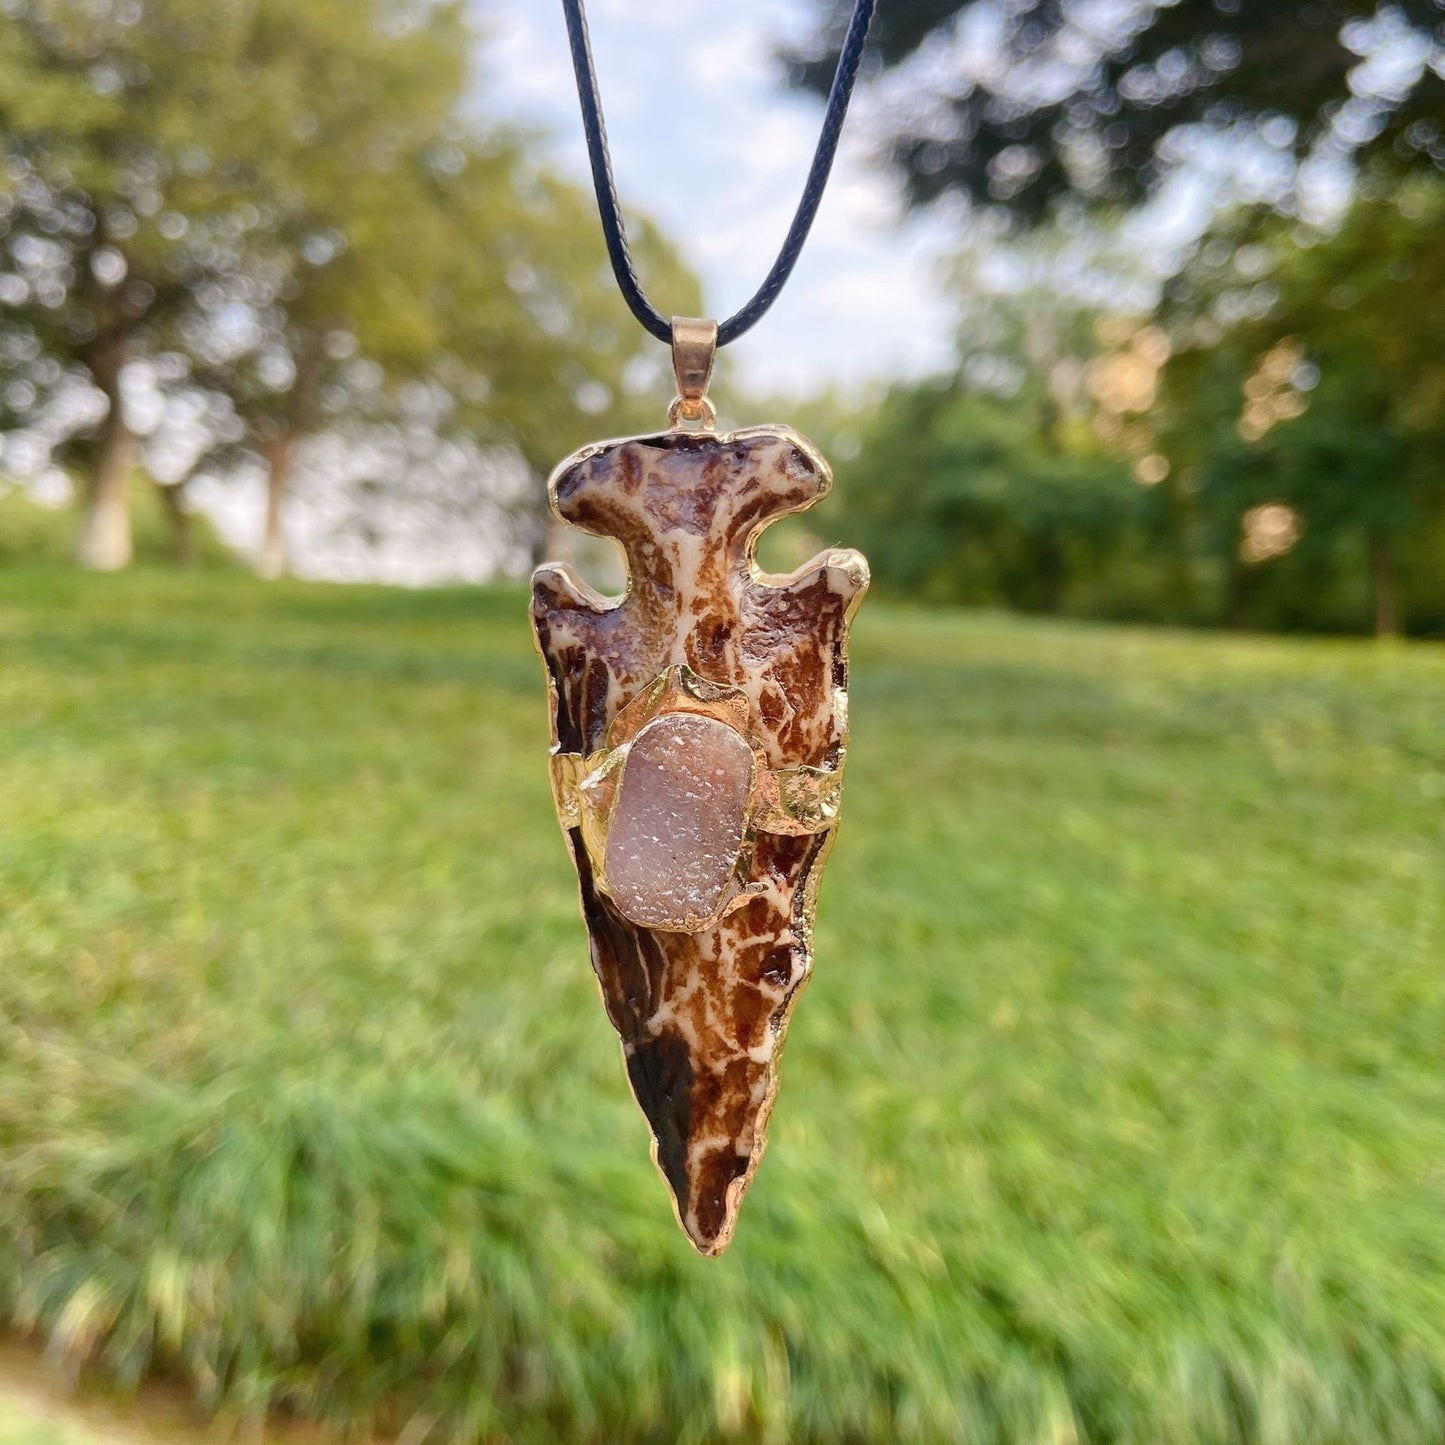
531, 422, 867, 1254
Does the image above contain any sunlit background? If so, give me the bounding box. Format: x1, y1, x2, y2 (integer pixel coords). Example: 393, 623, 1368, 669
2, 1, 1444, 1442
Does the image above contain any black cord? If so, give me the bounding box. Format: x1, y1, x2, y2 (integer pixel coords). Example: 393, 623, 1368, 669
560, 0, 878, 347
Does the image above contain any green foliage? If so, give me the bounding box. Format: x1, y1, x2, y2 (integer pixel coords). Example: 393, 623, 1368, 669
839, 383, 1151, 614
469, 189, 702, 478
789, 1, 1445, 219
0, 0, 698, 565
835, 176, 1445, 639
0, 0, 482, 371
1156, 181, 1445, 635
2, 570, 1443, 1441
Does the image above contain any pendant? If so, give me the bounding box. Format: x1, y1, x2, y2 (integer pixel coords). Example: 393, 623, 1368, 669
530, 319, 868, 1255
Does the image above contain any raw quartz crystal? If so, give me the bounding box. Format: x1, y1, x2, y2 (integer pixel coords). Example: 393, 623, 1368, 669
604, 714, 753, 930
532, 425, 867, 1255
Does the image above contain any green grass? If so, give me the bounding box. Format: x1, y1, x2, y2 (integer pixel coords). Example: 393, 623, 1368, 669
1, 565, 1443, 1443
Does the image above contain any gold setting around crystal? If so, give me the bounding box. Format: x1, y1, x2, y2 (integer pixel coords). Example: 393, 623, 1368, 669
549, 664, 843, 933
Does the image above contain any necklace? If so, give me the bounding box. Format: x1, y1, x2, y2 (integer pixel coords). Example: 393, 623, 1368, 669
533, 0, 876, 1256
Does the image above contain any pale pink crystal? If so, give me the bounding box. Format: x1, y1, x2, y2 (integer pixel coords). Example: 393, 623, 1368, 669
604, 713, 753, 929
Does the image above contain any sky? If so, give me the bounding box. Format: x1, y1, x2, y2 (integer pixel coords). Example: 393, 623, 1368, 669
477, 0, 964, 398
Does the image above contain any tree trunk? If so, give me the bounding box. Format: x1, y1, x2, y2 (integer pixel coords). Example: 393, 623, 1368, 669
1367, 533, 1400, 638
156, 480, 195, 567
253, 332, 327, 581
257, 434, 293, 579
77, 337, 134, 571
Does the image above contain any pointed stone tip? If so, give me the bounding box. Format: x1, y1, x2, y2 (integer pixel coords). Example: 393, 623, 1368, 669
674, 1185, 739, 1259
665, 1138, 756, 1260
688, 1230, 733, 1259
626, 1031, 758, 1258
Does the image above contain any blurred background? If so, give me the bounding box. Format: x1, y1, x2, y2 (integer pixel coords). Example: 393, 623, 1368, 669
1, 1, 1443, 1442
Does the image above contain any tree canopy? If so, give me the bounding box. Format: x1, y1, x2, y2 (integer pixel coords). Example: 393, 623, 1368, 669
1151, 180, 1445, 634
789, 0, 1445, 218
0, 0, 697, 572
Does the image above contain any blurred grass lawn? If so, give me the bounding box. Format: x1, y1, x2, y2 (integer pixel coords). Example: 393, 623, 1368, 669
0, 1399, 89, 1445
1, 565, 1443, 1444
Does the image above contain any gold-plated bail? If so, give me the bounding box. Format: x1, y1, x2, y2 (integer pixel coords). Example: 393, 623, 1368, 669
669, 316, 717, 429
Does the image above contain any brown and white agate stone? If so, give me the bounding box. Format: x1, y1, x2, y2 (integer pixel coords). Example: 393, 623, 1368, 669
531, 424, 867, 1255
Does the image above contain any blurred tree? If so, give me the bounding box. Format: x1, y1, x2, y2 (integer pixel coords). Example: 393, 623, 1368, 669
1154, 181, 1445, 636
837, 313, 1158, 616
202, 167, 696, 576
0, 0, 698, 574
837, 181, 1445, 637
0, 0, 481, 568
179, 0, 483, 578
783, 3, 1444, 636
789, 1, 1445, 219
832, 225, 1187, 619
181, 16, 698, 578
435, 178, 701, 569
0, 0, 253, 567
